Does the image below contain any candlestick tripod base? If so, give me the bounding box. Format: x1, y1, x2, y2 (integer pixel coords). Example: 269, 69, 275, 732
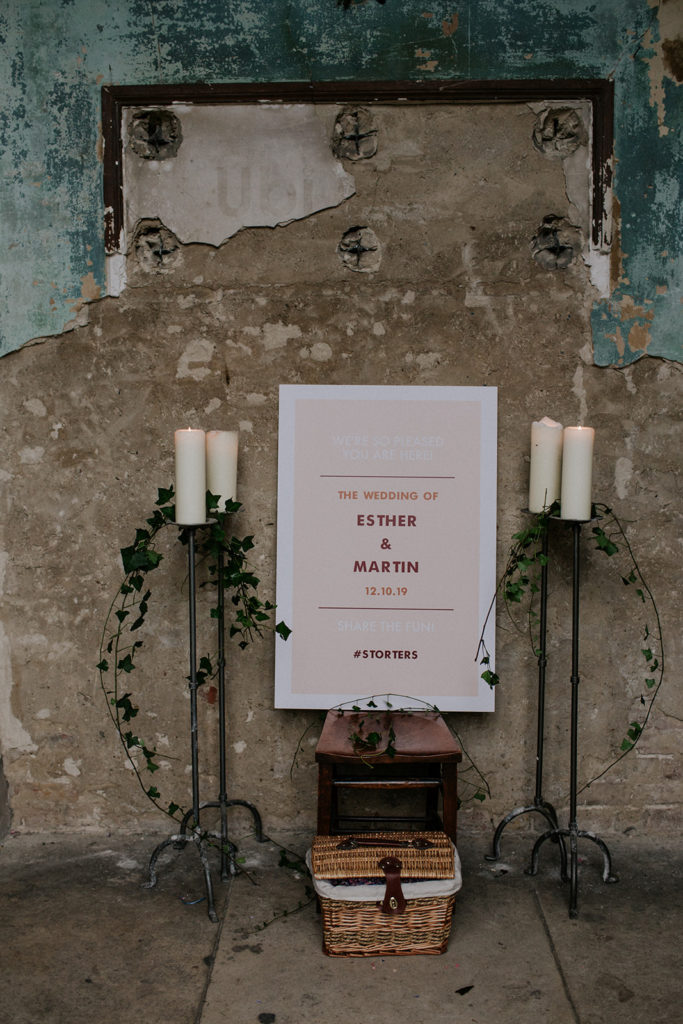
176, 799, 264, 881
486, 799, 567, 875
526, 823, 618, 919
143, 798, 264, 921
143, 830, 220, 923
142, 525, 266, 921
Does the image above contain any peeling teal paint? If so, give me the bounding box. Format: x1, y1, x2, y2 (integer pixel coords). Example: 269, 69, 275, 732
1, 0, 680, 362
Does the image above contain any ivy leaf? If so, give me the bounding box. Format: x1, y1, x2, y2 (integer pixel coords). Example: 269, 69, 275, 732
168, 802, 180, 816
156, 486, 174, 505
147, 786, 160, 799
120, 544, 163, 574
115, 693, 139, 721
275, 619, 291, 640
117, 654, 135, 674
593, 527, 619, 556
97, 659, 109, 672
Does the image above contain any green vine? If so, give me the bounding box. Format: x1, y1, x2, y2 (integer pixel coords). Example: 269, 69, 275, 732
475, 500, 665, 790
97, 485, 290, 827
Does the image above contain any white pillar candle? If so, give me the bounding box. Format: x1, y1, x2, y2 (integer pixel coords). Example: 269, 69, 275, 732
529, 416, 564, 513
174, 428, 207, 525
560, 426, 595, 521
206, 430, 239, 512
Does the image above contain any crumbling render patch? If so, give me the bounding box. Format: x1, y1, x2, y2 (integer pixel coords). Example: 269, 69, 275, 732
643, 0, 683, 138
122, 104, 356, 250
661, 36, 683, 81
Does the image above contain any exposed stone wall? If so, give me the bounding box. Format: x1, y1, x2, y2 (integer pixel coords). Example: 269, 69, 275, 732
0, 103, 679, 838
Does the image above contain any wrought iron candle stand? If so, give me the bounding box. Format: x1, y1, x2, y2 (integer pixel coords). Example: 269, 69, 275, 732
144, 523, 265, 922
487, 515, 618, 917
527, 519, 617, 917
486, 520, 566, 876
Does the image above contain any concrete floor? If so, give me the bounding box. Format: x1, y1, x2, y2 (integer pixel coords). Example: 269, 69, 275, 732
1, 826, 680, 1024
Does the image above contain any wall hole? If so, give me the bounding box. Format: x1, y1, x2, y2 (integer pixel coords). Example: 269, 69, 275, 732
129, 109, 183, 160
133, 219, 181, 271
332, 107, 378, 161
530, 215, 582, 270
532, 107, 587, 158
338, 225, 382, 273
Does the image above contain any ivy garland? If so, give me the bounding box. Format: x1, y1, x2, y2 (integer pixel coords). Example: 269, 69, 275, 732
476, 500, 665, 791
97, 485, 290, 825
99, 488, 664, 828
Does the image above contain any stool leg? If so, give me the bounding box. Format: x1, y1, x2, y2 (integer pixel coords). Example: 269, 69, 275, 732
425, 785, 439, 829
441, 763, 458, 846
317, 764, 334, 834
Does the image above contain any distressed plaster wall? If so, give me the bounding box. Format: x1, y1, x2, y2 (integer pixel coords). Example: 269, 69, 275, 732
0, 95, 680, 840
1, 0, 681, 364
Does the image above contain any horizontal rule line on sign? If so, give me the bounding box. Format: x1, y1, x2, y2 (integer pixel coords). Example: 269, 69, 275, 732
320, 475, 455, 479
318, 606, 455, 612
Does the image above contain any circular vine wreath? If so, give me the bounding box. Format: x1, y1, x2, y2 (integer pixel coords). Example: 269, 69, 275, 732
97, 486, 290, 826
476, 500, 665, 794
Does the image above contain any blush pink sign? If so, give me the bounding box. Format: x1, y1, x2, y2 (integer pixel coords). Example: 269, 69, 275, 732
275, 385, 497, 711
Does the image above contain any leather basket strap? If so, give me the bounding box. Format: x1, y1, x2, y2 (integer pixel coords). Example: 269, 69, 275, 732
377, 856, 407, 915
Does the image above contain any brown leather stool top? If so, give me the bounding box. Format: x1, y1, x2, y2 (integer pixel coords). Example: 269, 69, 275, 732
316, 709, 461, 761
315, 710, 462, 843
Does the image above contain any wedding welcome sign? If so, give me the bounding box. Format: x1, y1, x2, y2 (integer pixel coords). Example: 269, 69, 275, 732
274, 385, 497, 711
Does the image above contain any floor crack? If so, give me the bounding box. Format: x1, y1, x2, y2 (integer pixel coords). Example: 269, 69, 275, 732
194, 878, 234, 1024
533, 886, 581, 1024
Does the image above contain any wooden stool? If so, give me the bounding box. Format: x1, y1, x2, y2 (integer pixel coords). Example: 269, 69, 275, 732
315, 710, 462, 845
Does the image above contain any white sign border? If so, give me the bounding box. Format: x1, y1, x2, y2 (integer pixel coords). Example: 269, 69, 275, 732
274, 384, 497, 711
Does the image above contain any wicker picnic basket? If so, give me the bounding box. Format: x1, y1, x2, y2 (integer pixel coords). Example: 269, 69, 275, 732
309, 832, 461, 957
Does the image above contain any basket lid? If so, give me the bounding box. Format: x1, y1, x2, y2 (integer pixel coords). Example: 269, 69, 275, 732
311, 831, 455, 880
